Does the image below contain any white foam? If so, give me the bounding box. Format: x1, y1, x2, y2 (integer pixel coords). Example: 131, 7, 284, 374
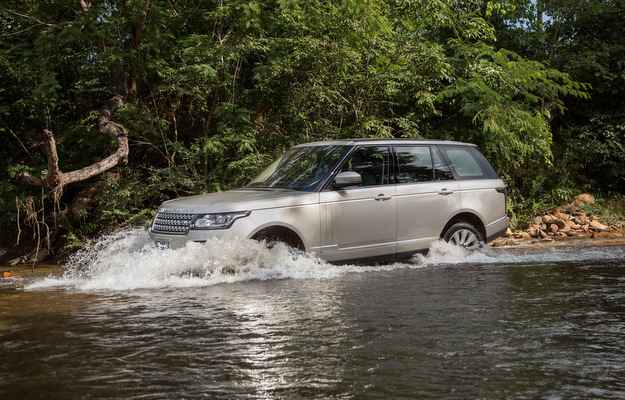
25, 230, 625, 292
26, 229, 422, 291
416, 239, 625, 266
413, 240, 497, 265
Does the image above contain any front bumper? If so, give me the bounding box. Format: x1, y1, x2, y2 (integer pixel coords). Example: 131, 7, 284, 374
148, 228, 239, 249
149, 210, 262, 248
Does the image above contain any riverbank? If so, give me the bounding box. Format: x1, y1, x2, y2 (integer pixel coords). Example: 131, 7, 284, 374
492, 193, 625, 247
0, 264, 63, 288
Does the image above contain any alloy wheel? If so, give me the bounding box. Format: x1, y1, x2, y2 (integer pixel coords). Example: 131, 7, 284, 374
449, 228, 480, 250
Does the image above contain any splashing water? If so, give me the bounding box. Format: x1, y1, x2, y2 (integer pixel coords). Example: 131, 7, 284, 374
416, 237, 625, 266
25, 229, 625, 291
27, 229, 420, 291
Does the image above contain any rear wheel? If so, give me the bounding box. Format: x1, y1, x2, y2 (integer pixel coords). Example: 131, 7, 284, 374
442, 222, 484, 250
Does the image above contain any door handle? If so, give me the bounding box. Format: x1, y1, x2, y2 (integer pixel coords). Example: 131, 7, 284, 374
375, 193, 391, 201
438, 188, 454, 196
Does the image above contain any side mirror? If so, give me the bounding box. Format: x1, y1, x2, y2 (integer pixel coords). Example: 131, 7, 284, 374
333, 171, 362, 189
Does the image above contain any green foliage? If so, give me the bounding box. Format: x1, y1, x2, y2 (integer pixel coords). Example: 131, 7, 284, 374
557, 116, 625, 191
491, 0, 625, 196
1, 0, 621, 248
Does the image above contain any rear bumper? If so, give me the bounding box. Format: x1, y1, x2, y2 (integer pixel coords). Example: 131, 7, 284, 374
485, 215, 509, 242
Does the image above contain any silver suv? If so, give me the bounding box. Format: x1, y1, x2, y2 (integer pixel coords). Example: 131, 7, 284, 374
149, 139, 508, 262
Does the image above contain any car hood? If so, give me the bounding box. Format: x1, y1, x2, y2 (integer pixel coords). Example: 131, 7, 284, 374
158, 189, 319, 213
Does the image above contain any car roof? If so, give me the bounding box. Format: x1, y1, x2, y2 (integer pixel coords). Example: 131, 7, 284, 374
294, 138, 477, 147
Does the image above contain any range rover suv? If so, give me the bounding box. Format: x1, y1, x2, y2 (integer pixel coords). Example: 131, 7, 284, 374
149, 139, 508, 262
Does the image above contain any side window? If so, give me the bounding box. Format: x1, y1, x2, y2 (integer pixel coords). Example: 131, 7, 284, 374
432, 147, 454, 181
440, 145, 497, 179
339, 146, 391, 187
395, 146, 433, 183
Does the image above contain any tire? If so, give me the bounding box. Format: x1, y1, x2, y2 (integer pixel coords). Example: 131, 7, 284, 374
442, 222, 484, 250
252, 231, 304, 252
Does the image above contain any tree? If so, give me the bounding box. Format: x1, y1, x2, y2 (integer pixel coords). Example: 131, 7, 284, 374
0, 0, 591, 252
491, 0, 625, 192
17, 96, 129, 198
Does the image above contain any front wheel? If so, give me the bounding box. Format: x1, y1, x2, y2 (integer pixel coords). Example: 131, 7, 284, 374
442, 222, 484, 250
251, 230, 305, 252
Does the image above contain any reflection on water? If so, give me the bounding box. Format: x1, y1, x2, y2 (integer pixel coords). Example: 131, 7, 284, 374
1, 231, 625, 399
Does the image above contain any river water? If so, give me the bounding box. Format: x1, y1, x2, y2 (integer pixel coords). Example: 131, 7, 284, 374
2, 230, 625, 399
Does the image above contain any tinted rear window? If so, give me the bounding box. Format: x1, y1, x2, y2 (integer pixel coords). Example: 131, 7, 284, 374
395, 146, 433, 183
432, 147, 454, 181
439, 145, 498, 180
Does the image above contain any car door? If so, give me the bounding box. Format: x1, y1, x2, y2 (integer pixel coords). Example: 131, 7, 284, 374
394, 145, 459, 254
438, 144, 507, 238
319, 145, 396, 261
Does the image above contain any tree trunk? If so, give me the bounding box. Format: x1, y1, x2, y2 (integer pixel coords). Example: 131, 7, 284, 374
17, 96, 129, 195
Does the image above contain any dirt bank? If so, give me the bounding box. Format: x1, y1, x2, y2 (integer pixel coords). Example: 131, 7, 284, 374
0, 264, 63, 289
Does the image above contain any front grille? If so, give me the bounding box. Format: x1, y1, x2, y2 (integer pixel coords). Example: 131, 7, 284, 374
151, 211, 194, 235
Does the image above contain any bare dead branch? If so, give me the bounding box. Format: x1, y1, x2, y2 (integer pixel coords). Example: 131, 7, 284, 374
41, 129, 62, 188
16, 96, 129, 194
79, 0, 92, 13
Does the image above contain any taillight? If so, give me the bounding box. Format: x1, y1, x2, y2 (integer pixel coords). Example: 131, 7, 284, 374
495, 187, 507, 209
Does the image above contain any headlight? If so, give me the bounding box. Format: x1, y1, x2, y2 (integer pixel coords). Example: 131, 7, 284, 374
192, 211, 250, 230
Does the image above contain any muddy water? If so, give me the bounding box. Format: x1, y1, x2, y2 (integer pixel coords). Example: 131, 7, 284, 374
2, 230, 625, 399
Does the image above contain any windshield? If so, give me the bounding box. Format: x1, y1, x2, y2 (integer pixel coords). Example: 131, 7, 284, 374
248, 145, 350, 192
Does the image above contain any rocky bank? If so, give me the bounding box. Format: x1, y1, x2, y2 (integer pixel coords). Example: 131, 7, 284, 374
491, 193, 625, 247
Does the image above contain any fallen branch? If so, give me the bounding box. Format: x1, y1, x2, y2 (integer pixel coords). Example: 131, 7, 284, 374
17, 96, 129, 196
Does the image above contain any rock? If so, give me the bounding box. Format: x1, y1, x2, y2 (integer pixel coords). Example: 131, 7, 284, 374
518, 231, 532, 240
534, 216, 543, 225
8, 248, 50, 265
1, 271, 12, 279
591, 231, 622, 239
528, 227, 539, 238
589, 220, 609, 232
575, 214, 590, 225
553, 210, 570, 221
540, 223, 547, 231
8, 256, 23, 266
562, 203, 577, 213
574, 193, 595, 206
539, 230, 550, 239
543, 215, 556, 225
549, 224, 559, 234
505, 228, 513, 237
490, 238, 507, 247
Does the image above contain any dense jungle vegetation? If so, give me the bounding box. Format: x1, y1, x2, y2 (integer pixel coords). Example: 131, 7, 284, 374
1, 0, 624, 254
